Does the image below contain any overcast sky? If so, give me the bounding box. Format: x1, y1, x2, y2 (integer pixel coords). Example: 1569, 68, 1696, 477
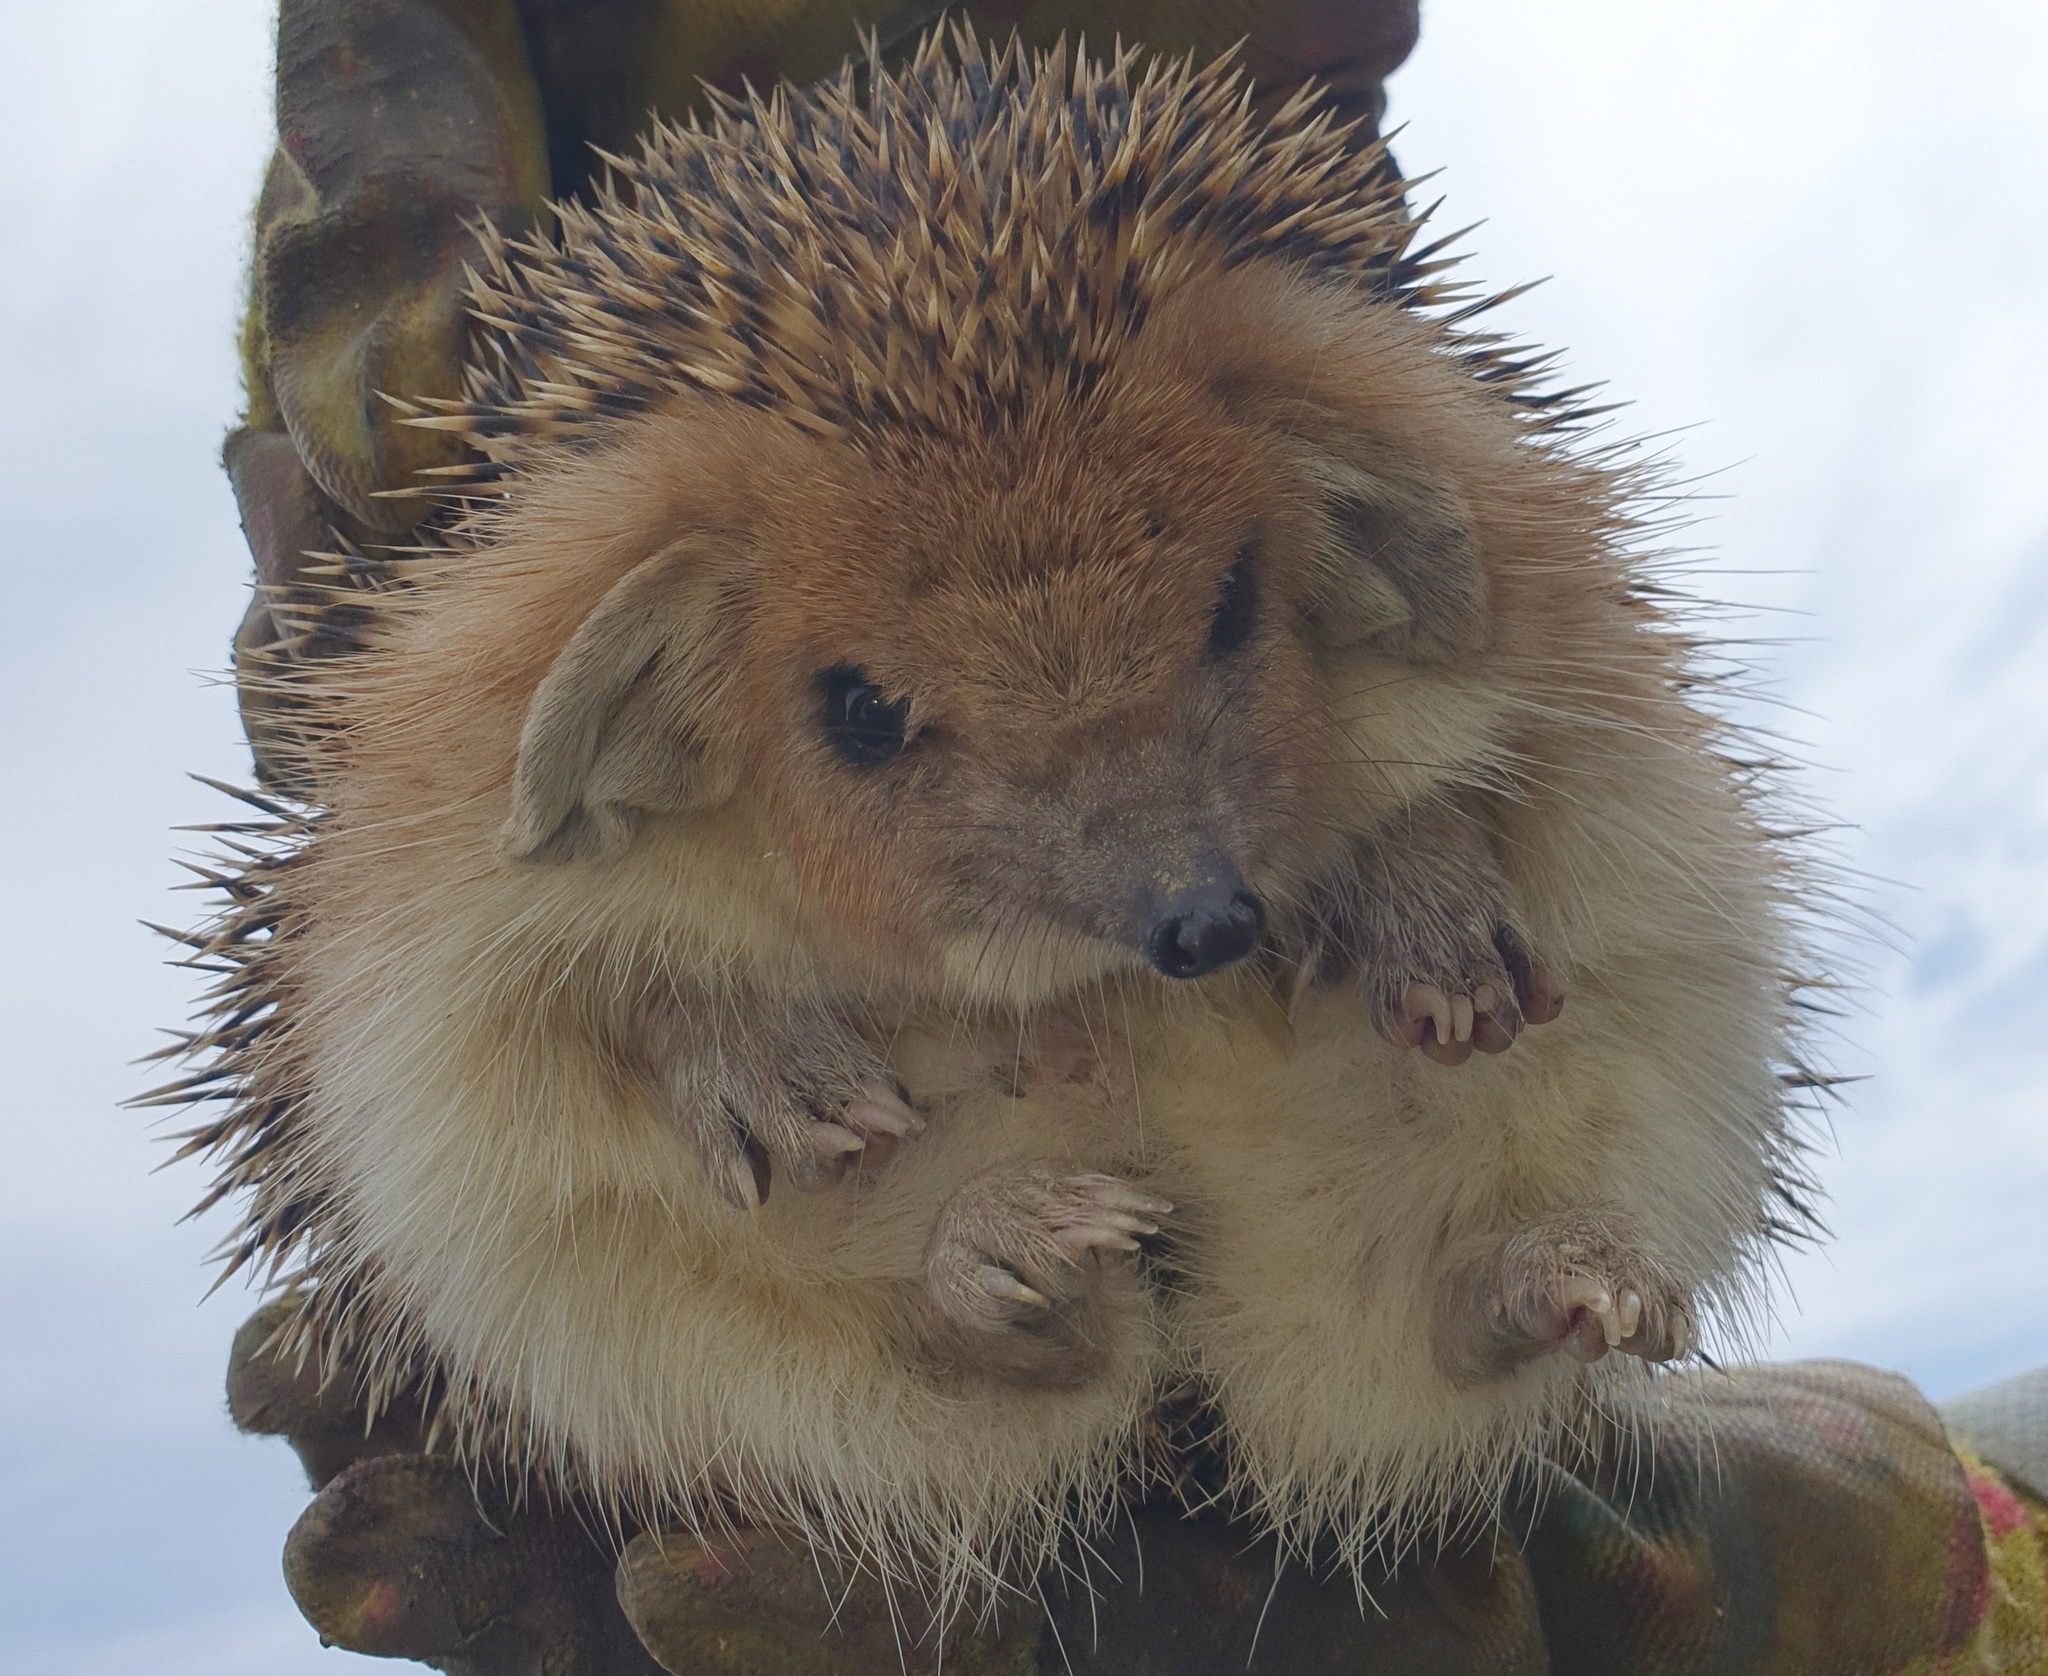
2, 2, 2045, 1670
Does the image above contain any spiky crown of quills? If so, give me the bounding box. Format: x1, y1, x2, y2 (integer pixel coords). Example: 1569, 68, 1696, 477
404, 26, 1467, 475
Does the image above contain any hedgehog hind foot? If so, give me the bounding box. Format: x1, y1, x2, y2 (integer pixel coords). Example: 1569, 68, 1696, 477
1436, 1208, 1694, 1387
921, 1168, 1168, 1391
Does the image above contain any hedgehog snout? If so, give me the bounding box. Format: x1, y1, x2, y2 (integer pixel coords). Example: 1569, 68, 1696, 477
1133, 857, 1265, 980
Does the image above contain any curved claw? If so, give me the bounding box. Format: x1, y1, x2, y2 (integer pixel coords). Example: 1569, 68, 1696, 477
1402, 984, 1482, 1064
1064, 1174, 1174, 1219
794, 1080, 925, 1189
808, 1122, 867, 1161
1554, 1272, 1695, 1365
1050, 1177, 1167, 1258
845, 1079, 923, 1141
1400, 977, 1534, 1065
1396, 982, 1453, 1051
1556, 1271, 1623, 1363
1618, 1301, 1691, 1364
710, 1138, 769, 1212
1053, 1223, 1144, 1257
974, 1265, 1049, 1313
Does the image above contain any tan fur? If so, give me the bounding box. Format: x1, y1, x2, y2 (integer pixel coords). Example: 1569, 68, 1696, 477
159, 33, 1818, 1603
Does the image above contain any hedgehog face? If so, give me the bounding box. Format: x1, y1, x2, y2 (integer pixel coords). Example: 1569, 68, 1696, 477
497, 280, 1506, 1011
720, 318, 1496, 1007
458, 36, 1525, 1010
730, 394, 1332, 1002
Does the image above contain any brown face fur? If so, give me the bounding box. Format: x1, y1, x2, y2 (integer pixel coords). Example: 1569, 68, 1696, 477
733, 368, 1335, 995
481, 266, 1520, 1010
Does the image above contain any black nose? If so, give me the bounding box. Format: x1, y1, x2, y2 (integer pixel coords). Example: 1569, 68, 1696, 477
1146, 885, 1265, 980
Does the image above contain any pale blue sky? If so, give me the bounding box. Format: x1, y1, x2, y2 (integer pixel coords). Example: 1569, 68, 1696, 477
1, 1, 2044, 1669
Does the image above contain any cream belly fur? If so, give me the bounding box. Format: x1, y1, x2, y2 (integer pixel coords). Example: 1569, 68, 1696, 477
288, 797, 1166, 1588
296, 889, 1163, 1581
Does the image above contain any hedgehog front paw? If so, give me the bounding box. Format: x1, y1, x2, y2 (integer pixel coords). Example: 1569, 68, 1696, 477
1435, 1209, 1693, 1387
1378, 921, 1565, 1067
922, 1169, 1169, 1389
1297, 804, 1567, 1064
659, 1008, 923, 1210
708, 1069, 921, 1211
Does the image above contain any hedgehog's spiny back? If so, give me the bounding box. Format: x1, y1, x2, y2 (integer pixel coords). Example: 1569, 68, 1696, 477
420, 29, 1428, 466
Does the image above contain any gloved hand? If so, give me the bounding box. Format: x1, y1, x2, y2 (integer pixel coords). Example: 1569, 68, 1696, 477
232, 1300, 2040, 1673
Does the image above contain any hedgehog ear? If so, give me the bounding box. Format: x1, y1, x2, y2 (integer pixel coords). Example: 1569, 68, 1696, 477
1302, 446, 1486, 664
504, 539, 740, 864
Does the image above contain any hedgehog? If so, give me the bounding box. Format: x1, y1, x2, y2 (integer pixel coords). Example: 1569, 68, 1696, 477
154, 27, 1823, 1606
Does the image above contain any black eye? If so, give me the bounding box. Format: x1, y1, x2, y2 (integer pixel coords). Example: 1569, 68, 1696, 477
1207, 546, 1257, 658
817, 664, 910, 767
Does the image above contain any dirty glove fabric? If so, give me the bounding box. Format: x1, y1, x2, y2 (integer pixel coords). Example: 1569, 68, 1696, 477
1517, 1360, 2028, 1674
